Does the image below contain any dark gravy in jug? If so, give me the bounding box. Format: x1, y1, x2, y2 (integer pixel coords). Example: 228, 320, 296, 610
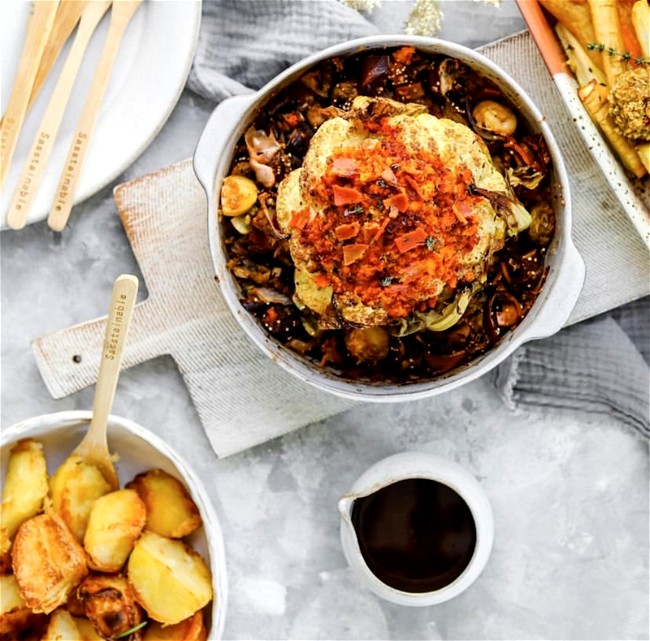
351, 478, 477, 593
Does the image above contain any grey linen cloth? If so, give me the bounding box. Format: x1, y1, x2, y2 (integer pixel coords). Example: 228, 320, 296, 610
492, 299, 650, 439
188, 0, 379, 102
187, 0, 650, 439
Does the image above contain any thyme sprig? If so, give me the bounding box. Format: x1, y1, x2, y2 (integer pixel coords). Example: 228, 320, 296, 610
586, 42, 649, 66
113, 621, 148, 639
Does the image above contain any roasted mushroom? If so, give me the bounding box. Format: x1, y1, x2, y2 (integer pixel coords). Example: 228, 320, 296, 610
78, 574, 145, 641
472, 100, 517, 137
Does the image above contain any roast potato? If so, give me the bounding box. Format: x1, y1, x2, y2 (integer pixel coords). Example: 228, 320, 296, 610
127, 531, 212, 625
78, 573, 145, 640
63, 589, 86, 618
127, 469, 202, 538
41, 608, 80, 641
0, 573, 47, 640
143, 610, 207, 641
49, 454, 112, 542
84, 489, 146, 572
0, 530, 12, 574
72, 617, 104, 640
0, 573, 27, 618
0, 439, 48, 546
12, 512, 88, 614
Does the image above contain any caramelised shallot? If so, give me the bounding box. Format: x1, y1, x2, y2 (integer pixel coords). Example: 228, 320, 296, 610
245, 128, 281, 187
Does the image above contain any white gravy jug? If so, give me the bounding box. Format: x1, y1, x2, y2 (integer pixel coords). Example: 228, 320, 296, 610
338, 451, 494, 606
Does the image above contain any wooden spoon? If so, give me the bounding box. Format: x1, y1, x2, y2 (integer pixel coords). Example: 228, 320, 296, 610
6, 1, 112, 231
0, 0, 61, 189
71, 274, 138, 490
48, 0, 144, 232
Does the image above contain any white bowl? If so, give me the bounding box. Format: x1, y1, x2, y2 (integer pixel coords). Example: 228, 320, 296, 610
338, 452, 494, 606
194, 35, 585, 402
0, 410, 228, 640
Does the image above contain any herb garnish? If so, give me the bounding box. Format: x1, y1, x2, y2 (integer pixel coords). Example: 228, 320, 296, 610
114, 622, 148, 639
586, 42, 649, 66
426, 236, 439, 251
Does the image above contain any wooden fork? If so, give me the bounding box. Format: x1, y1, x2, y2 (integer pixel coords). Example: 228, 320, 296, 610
48, 0, 144, 232
0, 1, 61, 189
29, 1, 91, 114
0, 1, 89, 132
6, 1, 112, 231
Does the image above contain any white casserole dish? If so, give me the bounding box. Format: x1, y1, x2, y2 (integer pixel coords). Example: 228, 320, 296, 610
194, 35, 585, 402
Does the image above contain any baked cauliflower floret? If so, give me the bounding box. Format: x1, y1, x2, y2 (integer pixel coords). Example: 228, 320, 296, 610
276, 96, 530, 328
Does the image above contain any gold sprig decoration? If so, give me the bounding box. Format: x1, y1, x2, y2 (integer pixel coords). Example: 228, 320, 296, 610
404, 0, 443, 36
341, 0, 382, 11
341, 0, 503, 37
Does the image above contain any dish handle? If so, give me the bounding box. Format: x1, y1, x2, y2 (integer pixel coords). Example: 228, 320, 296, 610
522, 238, 586, 342
193, 92, 259, 197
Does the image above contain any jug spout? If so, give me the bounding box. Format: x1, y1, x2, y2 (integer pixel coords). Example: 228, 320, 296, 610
337, 495, 355, 520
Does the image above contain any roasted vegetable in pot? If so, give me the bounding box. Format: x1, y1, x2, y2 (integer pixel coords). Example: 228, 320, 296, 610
127, 531, 213, 625
345, 327, 390, 364
420, 290, 473, 332
220, 175, 259, 217
528, 202, 556, 247
472, 100, 517, 137
245, 127, 281, 187
126, 469, 202, 539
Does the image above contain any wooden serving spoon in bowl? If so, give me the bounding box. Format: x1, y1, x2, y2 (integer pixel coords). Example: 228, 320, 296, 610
71, 273, 138, 490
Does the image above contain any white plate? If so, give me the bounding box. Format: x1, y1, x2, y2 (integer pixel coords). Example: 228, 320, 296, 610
0, 0, 201, 230
1, 410, 228, 639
